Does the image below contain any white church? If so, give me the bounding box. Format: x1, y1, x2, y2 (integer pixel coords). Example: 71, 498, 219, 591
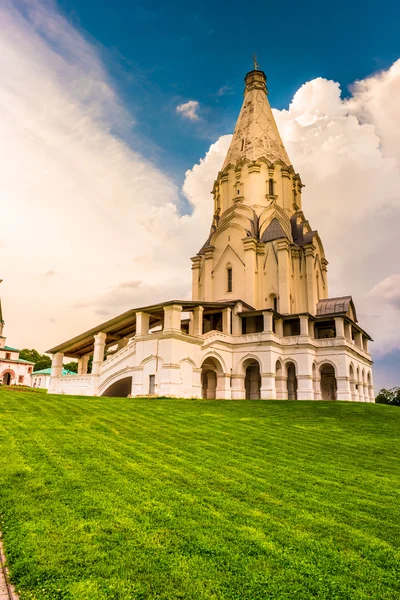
48, 67, 374, 401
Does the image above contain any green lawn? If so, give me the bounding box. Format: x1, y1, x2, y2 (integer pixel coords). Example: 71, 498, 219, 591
0, 389, 399, 600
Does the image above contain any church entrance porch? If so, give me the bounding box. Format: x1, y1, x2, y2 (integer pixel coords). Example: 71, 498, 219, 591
101, 376, 133, 398
320, 364, 337, 400
201, 357, 229, 399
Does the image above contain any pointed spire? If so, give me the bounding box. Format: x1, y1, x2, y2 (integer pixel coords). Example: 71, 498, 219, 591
222, 68, 291, 170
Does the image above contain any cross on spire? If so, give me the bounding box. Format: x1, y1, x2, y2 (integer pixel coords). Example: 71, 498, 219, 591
252, 53, 260, 71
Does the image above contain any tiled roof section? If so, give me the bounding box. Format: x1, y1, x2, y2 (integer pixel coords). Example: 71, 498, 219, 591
261, 218, 287, 242
32, 368, 75, 376
290, 213, 316, 247
316, 296, 356, 321
222, 70, 291, 170
4, 345, 19, 352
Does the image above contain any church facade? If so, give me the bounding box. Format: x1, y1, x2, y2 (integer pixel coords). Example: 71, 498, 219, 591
48, 68, 374, 401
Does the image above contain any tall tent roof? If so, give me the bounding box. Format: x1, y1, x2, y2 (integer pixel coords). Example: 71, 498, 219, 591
222, 69, 291, 170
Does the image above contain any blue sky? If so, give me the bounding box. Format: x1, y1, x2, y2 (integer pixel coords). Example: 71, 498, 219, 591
1, 0, 399, 390
55, 0, 400, 177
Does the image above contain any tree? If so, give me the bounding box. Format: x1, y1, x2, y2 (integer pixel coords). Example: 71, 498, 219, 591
19, 349, 51, 372
63, 361, 78, 373
375, 388, 400, 406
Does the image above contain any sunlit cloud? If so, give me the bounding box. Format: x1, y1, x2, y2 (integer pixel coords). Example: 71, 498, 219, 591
176, 100, 200, 121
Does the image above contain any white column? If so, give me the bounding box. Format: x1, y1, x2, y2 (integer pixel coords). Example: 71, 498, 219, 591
297, 375, 314, 400
232, 312, 242, 335
163, 304, 183, 331
336, 376, 351, 401
309, 320, 315, 338
334, 317, 345, 338
299, 315, 309, 336
274, 318, 283, 337
261, 372, 276, 399
354, 331, 363, 348
231, 374, 245, 399
262, 311, 273, 333
192, 306, 204, 336
216, 374, 231, 399
51, 352, 64, 377
92, 332, 106, 376
222, 308, 232, 334
78, 355, 89, 375
344, 321, 352, 340
136, 311, 150, 336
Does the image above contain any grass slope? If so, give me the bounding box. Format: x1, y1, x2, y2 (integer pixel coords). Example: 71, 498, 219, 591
0, 389, 399, 600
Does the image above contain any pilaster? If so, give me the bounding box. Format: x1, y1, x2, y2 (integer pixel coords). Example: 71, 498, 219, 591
277, 239, 290, 314
222, 308, 232, 334
203, 247, 214, 301
243, 237, 258, 308
304, 244, 317, 314
191, 255, 202, 301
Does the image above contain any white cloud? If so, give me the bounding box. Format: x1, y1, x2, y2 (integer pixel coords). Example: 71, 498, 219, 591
272, 63, 400, 356
369, 275, 400, 310
176, 100, 200, 121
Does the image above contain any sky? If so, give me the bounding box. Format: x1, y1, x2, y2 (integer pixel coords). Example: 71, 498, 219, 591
0, 0, 400, 390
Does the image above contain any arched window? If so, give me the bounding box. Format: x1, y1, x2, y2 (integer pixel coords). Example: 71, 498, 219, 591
227, 267, 233, 293
268, 178, 274, 196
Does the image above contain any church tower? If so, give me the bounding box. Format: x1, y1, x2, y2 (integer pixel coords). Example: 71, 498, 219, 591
191, 68, 328, 315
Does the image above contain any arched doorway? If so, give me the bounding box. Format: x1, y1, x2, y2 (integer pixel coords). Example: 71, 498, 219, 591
320, 364, 337, 400
286, 362, 297, 400
101, 376, 132, 398
201, 357, 223, 399
244, 360, 261, 399
2, 371, 14, 385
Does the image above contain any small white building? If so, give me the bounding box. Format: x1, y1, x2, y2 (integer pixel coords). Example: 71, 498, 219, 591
48, 67, 374, 402
0, 300, 34, 386
31, 367, 75, 389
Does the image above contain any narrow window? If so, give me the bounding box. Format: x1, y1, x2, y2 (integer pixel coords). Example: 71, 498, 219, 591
269, 178, 274, 195
273, 297, 278, 312
241, 139, 244, 151
5, 353, 10, 360
227, 267, 233, 293
237, 188, 240, 196
149, 374, 155, 394
18, 375, 24, 384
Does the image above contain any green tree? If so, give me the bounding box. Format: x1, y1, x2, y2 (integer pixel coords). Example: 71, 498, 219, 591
63, 361, 78, 373
19, 349, 51, 372
375, 387, 400, 406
